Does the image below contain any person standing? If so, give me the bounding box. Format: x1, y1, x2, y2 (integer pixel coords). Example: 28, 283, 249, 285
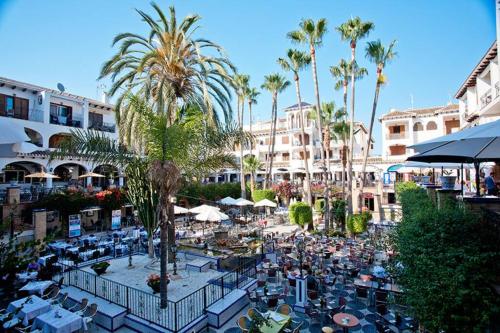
484, 172, 498, 195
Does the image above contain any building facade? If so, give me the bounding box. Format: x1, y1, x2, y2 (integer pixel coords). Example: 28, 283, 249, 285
0, 76, 120, 192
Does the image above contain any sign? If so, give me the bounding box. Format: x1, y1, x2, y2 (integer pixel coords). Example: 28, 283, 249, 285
111, 209, 121, 230
68, 214, 81, 238
383, 172, 391, 185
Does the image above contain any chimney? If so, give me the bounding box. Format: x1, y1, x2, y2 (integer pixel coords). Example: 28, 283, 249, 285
101, 91, 109, 104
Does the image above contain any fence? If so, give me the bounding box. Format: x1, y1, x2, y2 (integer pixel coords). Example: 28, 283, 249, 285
56, 257, 256, 332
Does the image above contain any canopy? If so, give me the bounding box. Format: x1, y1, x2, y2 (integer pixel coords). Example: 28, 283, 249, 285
12, 142, 40, 153
25, 171, 60, 179
195, 210, 229, 222
387, 164, 404, 172
79, 172, 105, 178
0, 123, 30, 144
174, 205, 189, 215
188, 204, 220, 214
402, 161, 474, 169
254, 199, 277, 208
217, 196, 237, 205
234, 198, 254, 206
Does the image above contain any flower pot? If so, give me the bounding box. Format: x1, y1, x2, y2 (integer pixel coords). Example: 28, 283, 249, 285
440, 176, 457, 190
93, 267, 107, 276
420, 176, 431, 184
148, 282, 161, 294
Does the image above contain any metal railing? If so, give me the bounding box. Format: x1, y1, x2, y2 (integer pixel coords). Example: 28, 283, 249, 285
386, 132, 407, 140
56, 257, 256, 332
88, 121, 116, 133
480, 89, 492, 108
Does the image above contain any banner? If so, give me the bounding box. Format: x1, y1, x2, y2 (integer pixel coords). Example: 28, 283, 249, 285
68, 214, 81, 238
111, 209, 121, 230
383, 172, 391, 185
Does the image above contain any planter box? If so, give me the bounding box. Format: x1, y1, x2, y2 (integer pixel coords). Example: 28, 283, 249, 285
440, 176, 457, 190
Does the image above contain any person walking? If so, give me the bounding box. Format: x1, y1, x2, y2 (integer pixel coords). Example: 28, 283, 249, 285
484, 172, 498, 196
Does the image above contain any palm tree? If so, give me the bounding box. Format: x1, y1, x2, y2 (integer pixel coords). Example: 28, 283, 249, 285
243, 155, 263, 194
261, 74, 290, 189
278, 49, 313, 206
246, 87, 260, 152
288, 18, 330, 230
336, 17, 374, 215
330, 60, 368, 199
358, 40, 397, 210
97, 3, 236, 307
233, 74, 250, 199
99, 4, 235, 126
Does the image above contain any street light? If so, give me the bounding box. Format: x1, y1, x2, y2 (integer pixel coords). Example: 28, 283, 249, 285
295, 239, 305, 278
170, 243, 178, 275
128, 238, 133, 267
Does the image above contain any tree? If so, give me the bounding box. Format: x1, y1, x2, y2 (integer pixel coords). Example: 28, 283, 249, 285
261, 74, 290, 189
330, 59, 367, 199
358, 40, 397, 210
289, 202, 313, 230
246, 87, 260, 152
336, 17, 374, 215
233, 74, 250, 199
252, 189, 276, 203
277, 49, 313, 206
288, 18, 331, 231
243, 155, 263, 195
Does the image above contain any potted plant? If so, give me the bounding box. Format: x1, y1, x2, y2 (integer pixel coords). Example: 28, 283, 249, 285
147, 273, 169, 293
440, 170, 456, 190
91, 261, 110, 276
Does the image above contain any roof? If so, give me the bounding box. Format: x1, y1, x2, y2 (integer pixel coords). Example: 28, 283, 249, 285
0, 76, 115, 110
283, 102, 312, 111
455, 41, 497, 99
379, 104, 459, 121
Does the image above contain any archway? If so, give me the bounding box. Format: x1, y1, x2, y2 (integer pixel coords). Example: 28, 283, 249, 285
1, 161, 44, 184
426, 121, 437, 131
53, 163, 87, 184
49, 133, 71, 148
93, 164, 119, 188
413, 122, 423, 131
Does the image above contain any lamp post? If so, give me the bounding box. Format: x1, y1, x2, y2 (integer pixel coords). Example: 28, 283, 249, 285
128, 238, 133, 267
170, 243, 177, 275
295, 239, 305, 278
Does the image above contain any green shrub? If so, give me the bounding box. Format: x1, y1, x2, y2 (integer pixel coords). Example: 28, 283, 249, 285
314, 199, 325, 213
289, 202, 313, 229
395, 181, 421, 201
332, 199, 346, 229
346, 211, 370, 235
252, 189, 275, 203
177, 182, 247, 205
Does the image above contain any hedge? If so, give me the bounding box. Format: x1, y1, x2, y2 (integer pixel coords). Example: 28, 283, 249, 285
346, 211, 371, 235
289, 202, 313, 229
177, 182, 247, 205
252, 189, 276, 203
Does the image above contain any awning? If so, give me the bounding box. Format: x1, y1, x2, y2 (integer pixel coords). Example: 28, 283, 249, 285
387, 164, 404, 172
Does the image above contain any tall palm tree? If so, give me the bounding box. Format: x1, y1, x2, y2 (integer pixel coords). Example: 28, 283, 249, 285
261, 74, 290, 189
246, 87, 260, 152
243, 155, 263, 195
233, 74, 250, 199
336, 17, 374, 215
278, 49, 313, 206
288, 18, 330, 229
330, 60, 368, 199
99, 4, 235, 126
97, 3, 236, 307
359, 40, 397, 210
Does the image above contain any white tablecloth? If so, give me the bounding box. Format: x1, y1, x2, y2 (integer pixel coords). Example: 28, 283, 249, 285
38, 254, 56, 266
32, 308, 85, 333
66, 247, 80, 254
20, 280, 54, 295
16, 271, 38, 282
79, 248, 105, 261
7, 295, 51, 326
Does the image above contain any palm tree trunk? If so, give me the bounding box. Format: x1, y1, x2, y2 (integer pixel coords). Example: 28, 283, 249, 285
347, 45, 356, 216
359, 79, 381, 211
341, 84, 348, 202
295, 76, 312, 206
249, 101, 253, 152
239, 98, 246, 198
158, 202, 169, 308
250, 172, 255, 194
267, 95, 278, 187
310, 46, 330, 231
264, 99, 275, 189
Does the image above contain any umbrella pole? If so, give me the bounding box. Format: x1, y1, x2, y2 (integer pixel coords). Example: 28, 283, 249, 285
474, 162, 480, 197
460, 164, 464, 195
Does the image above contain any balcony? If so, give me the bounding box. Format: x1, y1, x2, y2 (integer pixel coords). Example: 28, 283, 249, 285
89, 121, 116, 133
1, 108, 44, 123
386, 132, 407, 140
480, 89, 492, 108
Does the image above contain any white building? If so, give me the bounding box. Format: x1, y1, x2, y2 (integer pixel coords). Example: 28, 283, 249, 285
210, 102, 374, 185
0, 76, 120, 192
379, 104, 461, 162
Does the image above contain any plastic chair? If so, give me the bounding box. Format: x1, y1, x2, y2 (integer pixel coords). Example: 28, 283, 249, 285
275, 303, 292, 316
82, 304, 98, 332
69, 298, 88, 314
42, 286, 60, 300
236, 316, 251, 332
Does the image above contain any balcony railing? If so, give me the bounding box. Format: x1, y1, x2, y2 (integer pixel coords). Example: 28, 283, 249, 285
386, 132, 407, 140
89, 121, 116, 133
50, 114, 83, 128
480, 89, 492, 108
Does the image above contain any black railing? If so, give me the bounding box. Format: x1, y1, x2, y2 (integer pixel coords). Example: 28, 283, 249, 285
56, 257, 256, 332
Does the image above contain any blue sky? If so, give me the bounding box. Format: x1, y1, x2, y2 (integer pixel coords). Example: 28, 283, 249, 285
0, 0, 495, 154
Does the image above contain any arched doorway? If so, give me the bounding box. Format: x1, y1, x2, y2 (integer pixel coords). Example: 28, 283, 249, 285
53, 163, 87, 185
49, 133, 71, 148
1, 161, 44, 184
93, 164, 119, 188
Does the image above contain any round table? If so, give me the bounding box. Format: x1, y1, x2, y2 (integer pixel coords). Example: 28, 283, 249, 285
333, 313, 360, 332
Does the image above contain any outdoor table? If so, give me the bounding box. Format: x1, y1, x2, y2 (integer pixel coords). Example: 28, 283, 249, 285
255, 287, 281, 297
38, 254, 55, 266
48, 242, 72, 255
79, 235, 97, 245
19, 280, 54, 295
79, 248, 105, 260
333, 313, 360, 332
66, 247, 79, 254
260, 311, 290, 333
98, 240, 113, 247
383, 312, 414, 330
32, 307, 85, 333
7, 295, 51, 326
354, 278, 378, 289
16, 271, 38, 282
382, 283, 403, 293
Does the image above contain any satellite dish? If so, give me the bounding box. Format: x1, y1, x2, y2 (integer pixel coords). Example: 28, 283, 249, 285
57, 83, 65, 92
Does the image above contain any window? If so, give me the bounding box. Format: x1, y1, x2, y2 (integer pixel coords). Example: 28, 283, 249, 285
282, 136, 289, 144
426, 121, 437, 130
6, 96, 13, 116
0, 94, 29, 119
50, 103, 72, 126
392, 125, 401, 134
413, 122, 423, 131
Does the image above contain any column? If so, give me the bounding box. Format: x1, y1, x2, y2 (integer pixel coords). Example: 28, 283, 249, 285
33, 209, 47, 241
40, 91, 51, 125
87, 176, 92, 187
82, 99, 89, 130
46, 177, 53, 189
119, 176, 124, 187
294, 275, 308, 313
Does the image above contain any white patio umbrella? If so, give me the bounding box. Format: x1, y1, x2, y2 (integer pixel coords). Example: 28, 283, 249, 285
234, 198, 254, 206
217, 196, 237, 205
188, 204, 220, 214
78, 172, 106, 178
174, 205, 189, 215
254, 199, 277, 208
195, 209, 229, 235
0, 123, 30, 144
25, 171, 60, 179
